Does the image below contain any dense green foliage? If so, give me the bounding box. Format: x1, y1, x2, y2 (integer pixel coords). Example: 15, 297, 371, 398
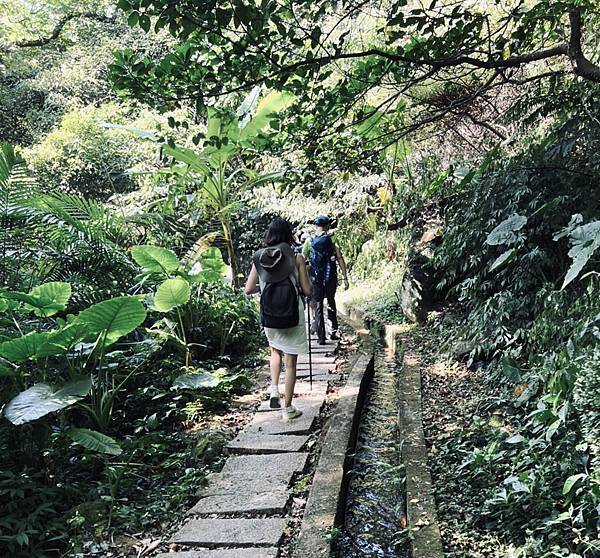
1, 0, 599, 556
424, 106, 600, 555
111, 0, 600, 172
0, 141, 262, 556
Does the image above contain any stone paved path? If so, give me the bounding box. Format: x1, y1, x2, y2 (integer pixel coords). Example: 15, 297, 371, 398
157, 332, 339, 558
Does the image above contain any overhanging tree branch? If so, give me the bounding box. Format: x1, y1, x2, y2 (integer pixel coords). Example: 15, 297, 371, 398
202, 3, 599, 99
13, 12, 115, 48
567, 6, 600, 82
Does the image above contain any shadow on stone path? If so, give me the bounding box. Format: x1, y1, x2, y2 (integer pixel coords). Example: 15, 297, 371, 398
157, 334, 339, 558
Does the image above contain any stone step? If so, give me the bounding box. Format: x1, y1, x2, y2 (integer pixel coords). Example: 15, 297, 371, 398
303, 347, 335, 354
226, 432, 309, 453
292, 382, 328, 394
297, 360, 334, 368
199, 473, 291, 496
170, 518, 287, 547
188, 488, 290, 515
257, 388, 326, 413
297, 368, 334, 374
246, 402, 322, 435
296, 369, 334, 376
298, 355, 335, 365
295, 370, 332, 380
221, 452, 308, 477
156, 549, 278, 558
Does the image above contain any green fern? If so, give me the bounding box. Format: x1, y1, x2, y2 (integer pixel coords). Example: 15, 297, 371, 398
0, 144, 136, 301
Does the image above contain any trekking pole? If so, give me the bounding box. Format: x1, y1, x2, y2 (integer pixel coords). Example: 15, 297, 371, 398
306, 298, 313, 390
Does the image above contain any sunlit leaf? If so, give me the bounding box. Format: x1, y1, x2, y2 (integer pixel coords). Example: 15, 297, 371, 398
0, 332, 49, 363
154, 277, 191, 312
73, 296, 146, 345
562, 473, 586, 495
131, 245, 180, 273
24, 282, 72, 317
3, 377, 91, 425
66, 428, 122, 455
490, 248, 517, 271
486, 214, 527, 246
173, 371, 221, 389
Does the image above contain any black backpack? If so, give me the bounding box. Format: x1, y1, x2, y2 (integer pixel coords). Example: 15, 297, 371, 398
253, 249, 299, 329
310, 234, 335, 286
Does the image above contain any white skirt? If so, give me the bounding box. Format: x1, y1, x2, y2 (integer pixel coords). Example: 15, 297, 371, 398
264, 298, 308, 355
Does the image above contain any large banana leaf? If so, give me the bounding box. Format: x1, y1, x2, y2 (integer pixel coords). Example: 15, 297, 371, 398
131, 245, 180, 273
73, 296, 146, 346
154, 277, 191, 312
182, 232, 220, 269
162, 144, 213, 175
206, 106, 229, 142
66, 428, 122, 455
3, 376, 92, 425
236, 86, 262, 128
238, 90, 294, 141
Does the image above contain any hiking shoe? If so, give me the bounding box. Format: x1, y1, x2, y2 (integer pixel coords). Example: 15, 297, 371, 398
269, 384, 281, 409
282, 405, 303, 421
318, 339, 327, 345
330, 332, 339, 340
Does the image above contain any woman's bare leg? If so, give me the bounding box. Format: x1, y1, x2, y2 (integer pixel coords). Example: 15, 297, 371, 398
270, 347, 282, 387
283, 353, 298, 407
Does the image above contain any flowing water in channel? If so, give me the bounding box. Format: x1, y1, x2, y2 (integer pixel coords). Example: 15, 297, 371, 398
339, 349, 409, 558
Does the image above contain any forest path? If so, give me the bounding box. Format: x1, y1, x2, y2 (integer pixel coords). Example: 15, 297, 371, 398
156, 333, 340, 558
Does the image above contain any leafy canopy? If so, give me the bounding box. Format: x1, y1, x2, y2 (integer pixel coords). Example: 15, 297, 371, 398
110, 0, 600, 169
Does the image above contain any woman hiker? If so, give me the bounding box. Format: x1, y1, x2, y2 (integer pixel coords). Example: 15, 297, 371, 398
245, 217, 313, 421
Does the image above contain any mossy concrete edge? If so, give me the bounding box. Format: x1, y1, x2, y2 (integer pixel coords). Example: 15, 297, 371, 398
392, 325, 444, 558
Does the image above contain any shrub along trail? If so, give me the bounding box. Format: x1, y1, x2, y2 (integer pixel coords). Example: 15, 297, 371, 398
404, 308, 599, 558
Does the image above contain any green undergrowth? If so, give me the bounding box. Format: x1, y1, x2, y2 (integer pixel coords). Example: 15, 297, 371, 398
0, 182, 266, 557
414, 110, 600, 557
1, 338, 264, 558
417, 293, 599, 557
340, 230, 408, 324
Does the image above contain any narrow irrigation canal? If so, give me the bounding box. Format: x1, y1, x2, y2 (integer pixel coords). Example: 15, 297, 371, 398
339, 346, 409, 558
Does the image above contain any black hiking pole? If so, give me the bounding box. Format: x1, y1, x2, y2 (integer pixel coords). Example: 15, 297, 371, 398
306, 298, 313, 390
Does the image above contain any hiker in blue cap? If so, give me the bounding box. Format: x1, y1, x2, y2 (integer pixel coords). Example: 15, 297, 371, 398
303, 215, 349, 345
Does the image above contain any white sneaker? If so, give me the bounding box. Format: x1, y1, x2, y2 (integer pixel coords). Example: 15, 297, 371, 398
282, 405, 303, 422
269, 384, 281, 409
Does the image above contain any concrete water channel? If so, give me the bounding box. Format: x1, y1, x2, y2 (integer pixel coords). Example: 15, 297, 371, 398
339, 346, 409, 558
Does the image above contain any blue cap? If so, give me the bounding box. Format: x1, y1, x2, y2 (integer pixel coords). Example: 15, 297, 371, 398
314, 215, 330, 226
